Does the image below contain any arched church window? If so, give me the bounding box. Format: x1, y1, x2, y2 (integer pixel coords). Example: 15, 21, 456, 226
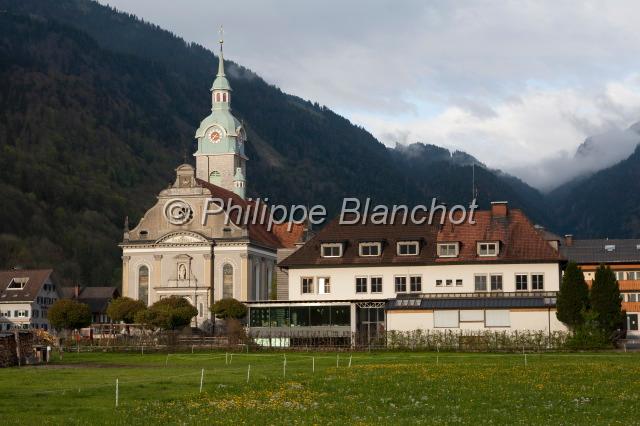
223, 93, 228, 102
209, 171, 221, 185
223, 264, 233, 299
138, 265, 149, 306
215, 93, 221, 102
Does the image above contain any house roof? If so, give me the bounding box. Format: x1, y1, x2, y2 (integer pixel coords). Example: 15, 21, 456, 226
60, 286, 120, 313
279, 207, 562, 268
561, 239, 640, 264
0, 269, 53, 303
196, 178, 304, 249
436, 209, 561, 263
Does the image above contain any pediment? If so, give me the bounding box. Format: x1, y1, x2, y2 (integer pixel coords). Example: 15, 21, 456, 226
156, 232, 208, 245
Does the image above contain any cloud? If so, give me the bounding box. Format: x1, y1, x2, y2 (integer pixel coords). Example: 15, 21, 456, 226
355, 74, 640, 189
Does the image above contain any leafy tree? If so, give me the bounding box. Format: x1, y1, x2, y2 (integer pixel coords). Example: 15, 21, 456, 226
134, 296, 197, 331
106, 297, 146, 334
556, 262, 590, 329
211, 298, 247, 320
590, 264, 624, 336
48, 299, 92, 332
107, 297, 146, 324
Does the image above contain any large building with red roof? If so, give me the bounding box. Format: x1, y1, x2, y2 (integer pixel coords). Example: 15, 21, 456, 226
249, 202, 568, 342
120, 39, 302, 329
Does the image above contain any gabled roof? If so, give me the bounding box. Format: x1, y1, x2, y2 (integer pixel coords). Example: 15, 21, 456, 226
196, 178, 304, 249
279, 207, 562, 268
436, 209, 561, 263
279, 214, 440, 267
0, 269, 54, 303
60, 286, 120, 313
561, 239, 640, 264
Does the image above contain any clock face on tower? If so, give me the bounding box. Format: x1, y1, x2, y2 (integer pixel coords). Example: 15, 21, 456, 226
207, 127, 222, 143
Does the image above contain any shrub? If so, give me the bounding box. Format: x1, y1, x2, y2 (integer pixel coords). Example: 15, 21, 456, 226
211, 298, 247, 320
135, 296, 197, 331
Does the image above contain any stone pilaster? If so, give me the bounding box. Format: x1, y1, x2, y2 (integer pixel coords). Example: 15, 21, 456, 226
240, 253, 248, 301
121, 256, 131, 297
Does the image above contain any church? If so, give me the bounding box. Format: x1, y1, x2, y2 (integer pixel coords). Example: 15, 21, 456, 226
120, 39, 302, 330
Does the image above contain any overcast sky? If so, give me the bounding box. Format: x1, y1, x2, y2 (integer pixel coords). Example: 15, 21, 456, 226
99, 0, 640, 190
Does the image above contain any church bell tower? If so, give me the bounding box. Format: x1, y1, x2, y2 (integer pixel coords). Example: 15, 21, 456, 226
194, 31, 247, 198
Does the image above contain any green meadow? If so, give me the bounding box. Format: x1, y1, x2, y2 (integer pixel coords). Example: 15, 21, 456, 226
1, 351, 638, 425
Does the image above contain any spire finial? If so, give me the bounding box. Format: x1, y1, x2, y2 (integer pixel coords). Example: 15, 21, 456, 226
217, 25, 225, 77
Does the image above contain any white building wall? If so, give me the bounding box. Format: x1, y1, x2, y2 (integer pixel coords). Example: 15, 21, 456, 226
387, 309, 567, 332
288, 263, 561, 301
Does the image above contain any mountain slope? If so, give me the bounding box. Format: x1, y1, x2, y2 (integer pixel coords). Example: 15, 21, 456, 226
0, 1, 554, 285
549, 145, 640, 238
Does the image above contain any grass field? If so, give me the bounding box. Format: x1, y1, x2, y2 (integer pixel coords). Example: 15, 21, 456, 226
1, 350, 639, 425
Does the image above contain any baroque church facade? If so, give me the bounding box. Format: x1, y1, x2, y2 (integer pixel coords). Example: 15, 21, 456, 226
120, 39, 301, 329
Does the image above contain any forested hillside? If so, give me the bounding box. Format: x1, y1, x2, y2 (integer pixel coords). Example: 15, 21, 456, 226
1, 0, 639, 287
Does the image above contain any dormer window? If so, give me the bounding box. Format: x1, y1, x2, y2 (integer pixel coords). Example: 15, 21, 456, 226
397, 241, 419, 256
477, 242, 499, 256
7, 278, 28, 290
321, 243, 343, 258
437, 242, 459, 257
359, 242, 381, 257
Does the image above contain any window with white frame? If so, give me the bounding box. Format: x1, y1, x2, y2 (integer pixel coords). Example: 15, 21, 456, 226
455, 279, 463, 286
321, 243, 343, 258
318, 277, 331, 294
436, 279, 443, 287
474, 274, 487, 291
359, 242, 381, 257
395, 276, 407, 293
397, 241, 419, 256
437, 243, 459, 257
615, 271, 626, 281
7, 278, 28, 290
531, 274, 544, 290
627, 271, 640, 280
356, 277, 368, 293
371, 277, 383, 293
515, 274, 528, 291
301, 277, 314, 294
410, 276, 422, 292
445, 279, 453, 287
477, 242, 499, 256
627, 293, 638, 302
490, 274, 503, 291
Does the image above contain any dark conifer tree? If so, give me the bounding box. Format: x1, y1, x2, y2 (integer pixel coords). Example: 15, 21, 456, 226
590, 264, 624, 335
556, 262, 589, 329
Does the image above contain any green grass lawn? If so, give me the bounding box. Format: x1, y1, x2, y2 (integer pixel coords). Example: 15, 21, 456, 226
1, 350, 639, 425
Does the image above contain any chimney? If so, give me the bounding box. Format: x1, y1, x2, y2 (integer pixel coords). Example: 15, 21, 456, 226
74, 285, 80, 299
564, 234, 573, 246
490, 201, 508, 217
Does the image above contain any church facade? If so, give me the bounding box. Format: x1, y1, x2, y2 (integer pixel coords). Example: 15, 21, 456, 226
120, 39, 301, 329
